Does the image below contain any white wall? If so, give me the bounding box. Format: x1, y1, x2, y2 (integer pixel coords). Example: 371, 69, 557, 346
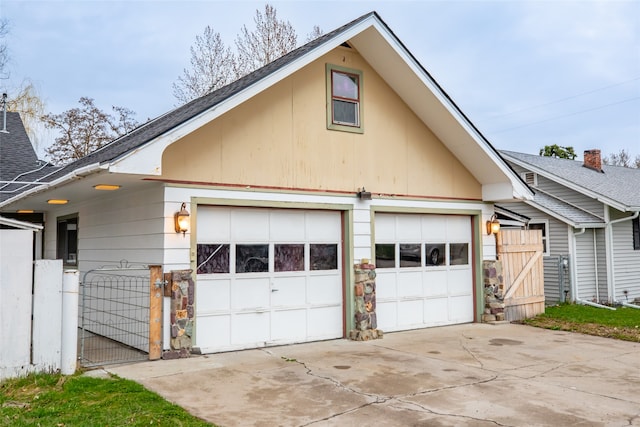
43, 184, 165, 274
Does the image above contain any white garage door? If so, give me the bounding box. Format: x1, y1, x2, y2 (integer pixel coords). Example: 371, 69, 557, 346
195, 206, 343, 353
375, 213, 474, 332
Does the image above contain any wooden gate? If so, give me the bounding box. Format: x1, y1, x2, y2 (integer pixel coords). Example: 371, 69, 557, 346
497, 229, 545, 321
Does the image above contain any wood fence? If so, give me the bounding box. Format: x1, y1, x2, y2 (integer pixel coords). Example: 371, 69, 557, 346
497, 229, 545, 321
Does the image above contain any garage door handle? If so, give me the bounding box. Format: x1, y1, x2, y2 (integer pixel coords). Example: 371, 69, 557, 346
271, 288, 279, 292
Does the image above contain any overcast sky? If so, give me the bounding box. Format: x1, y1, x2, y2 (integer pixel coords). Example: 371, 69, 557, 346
2, 0, 639, 160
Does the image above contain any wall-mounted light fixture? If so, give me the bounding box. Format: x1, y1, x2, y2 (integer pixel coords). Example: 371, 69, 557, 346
486, 213, 500, 235
174, 202, 190, 236
357, 187, 372, 200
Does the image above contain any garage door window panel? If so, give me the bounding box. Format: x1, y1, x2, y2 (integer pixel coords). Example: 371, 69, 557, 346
399, 244, 422, 268
274, 244, 305, 272
236, 244, 269, 273
310, 244, 338, 271
197, 244, 230, 274
449, 243, 469, 266
375, 244, 395, 268
425, 244, 445, 267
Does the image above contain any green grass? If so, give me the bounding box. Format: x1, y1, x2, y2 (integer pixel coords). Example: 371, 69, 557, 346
0, 372, 212, 427
524, 303, 640, 342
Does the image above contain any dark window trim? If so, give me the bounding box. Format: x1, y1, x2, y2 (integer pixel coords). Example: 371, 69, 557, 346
57, 214, 78, 267
633, 215, 640, 251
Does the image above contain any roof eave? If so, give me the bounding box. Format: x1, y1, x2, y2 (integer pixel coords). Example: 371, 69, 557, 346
501, 152, 630, 211
0, 163, 104, 209
524, 199, 605, 229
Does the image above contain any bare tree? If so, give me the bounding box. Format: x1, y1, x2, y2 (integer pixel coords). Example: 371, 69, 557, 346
604, 149, 639, 168
234, 4, 298, 77
42, 97, 139, 165
5, 80, 46, 148
173, 4, 321, 104
172, 26, 236, 104
0, 18, 8, 77
306, 25, 324, 43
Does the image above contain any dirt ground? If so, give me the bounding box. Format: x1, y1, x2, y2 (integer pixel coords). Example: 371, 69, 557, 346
525, 318, 640, 342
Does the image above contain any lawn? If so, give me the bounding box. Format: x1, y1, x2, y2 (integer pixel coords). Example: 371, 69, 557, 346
0, 372, 212, 427
524, 303, 640, 342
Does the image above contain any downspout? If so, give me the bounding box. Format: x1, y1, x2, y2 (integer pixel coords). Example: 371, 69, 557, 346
593, 229, 599, 303
572, 227, 615, 310
608, 211, 640, 308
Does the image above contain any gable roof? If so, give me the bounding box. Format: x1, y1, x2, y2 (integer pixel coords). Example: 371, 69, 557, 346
0, 112, 61, 202
1, 11, 532, 208
1, 111, 40, 180
501, 150, 640, 212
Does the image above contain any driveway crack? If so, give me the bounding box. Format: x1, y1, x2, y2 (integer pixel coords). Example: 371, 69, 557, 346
392, 398, 514, 427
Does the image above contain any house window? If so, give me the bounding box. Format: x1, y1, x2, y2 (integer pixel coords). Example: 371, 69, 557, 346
529, 221, 549, 256
633, 216, 640, 251
57, 215, 78, 266
326, 64, 363, 133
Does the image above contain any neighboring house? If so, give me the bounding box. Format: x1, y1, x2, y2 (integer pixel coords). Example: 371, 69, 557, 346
499, 149, 640, 307
0, 12, 532, 353
0, 111, 58, 254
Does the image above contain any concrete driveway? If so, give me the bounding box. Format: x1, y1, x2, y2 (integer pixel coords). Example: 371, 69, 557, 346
107, 323, 640, 426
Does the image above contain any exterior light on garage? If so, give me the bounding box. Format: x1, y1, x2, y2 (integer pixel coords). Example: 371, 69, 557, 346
357, 187, 372, 200
47, 199, 69, 205
487, 214, 500, 235
174, 202, 190, 236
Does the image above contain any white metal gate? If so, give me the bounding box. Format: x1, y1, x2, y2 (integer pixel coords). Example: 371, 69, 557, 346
79, 263, 152, 367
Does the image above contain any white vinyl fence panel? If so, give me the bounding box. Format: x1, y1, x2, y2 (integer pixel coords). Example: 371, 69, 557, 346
1, 229, 68, 380
0, 230, 35, 380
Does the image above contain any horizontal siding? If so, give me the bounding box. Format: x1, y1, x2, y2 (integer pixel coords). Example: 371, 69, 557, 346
543, 257, 561, 303
506, 163, 604, 218
536, 175, 604, 218
79, 186, 165, 271
612, 219, 640, 301
498, 201, 569, 255
575, 232, 597, 301
595, 228, 608, 301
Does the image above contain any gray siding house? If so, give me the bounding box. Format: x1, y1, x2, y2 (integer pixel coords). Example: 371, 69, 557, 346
499, 149, 640, 307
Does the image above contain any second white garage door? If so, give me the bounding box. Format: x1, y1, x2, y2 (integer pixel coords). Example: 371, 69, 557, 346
195, 206, 343, 353
375, 213, 474, 332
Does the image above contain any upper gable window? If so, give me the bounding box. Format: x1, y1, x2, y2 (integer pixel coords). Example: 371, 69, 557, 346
326, 64, 363, 133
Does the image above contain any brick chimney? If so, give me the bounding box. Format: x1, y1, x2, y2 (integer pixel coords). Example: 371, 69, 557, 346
583, 149, 603, 172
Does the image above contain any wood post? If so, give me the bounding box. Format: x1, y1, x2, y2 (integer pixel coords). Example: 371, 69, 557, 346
149, 265, 164, 361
